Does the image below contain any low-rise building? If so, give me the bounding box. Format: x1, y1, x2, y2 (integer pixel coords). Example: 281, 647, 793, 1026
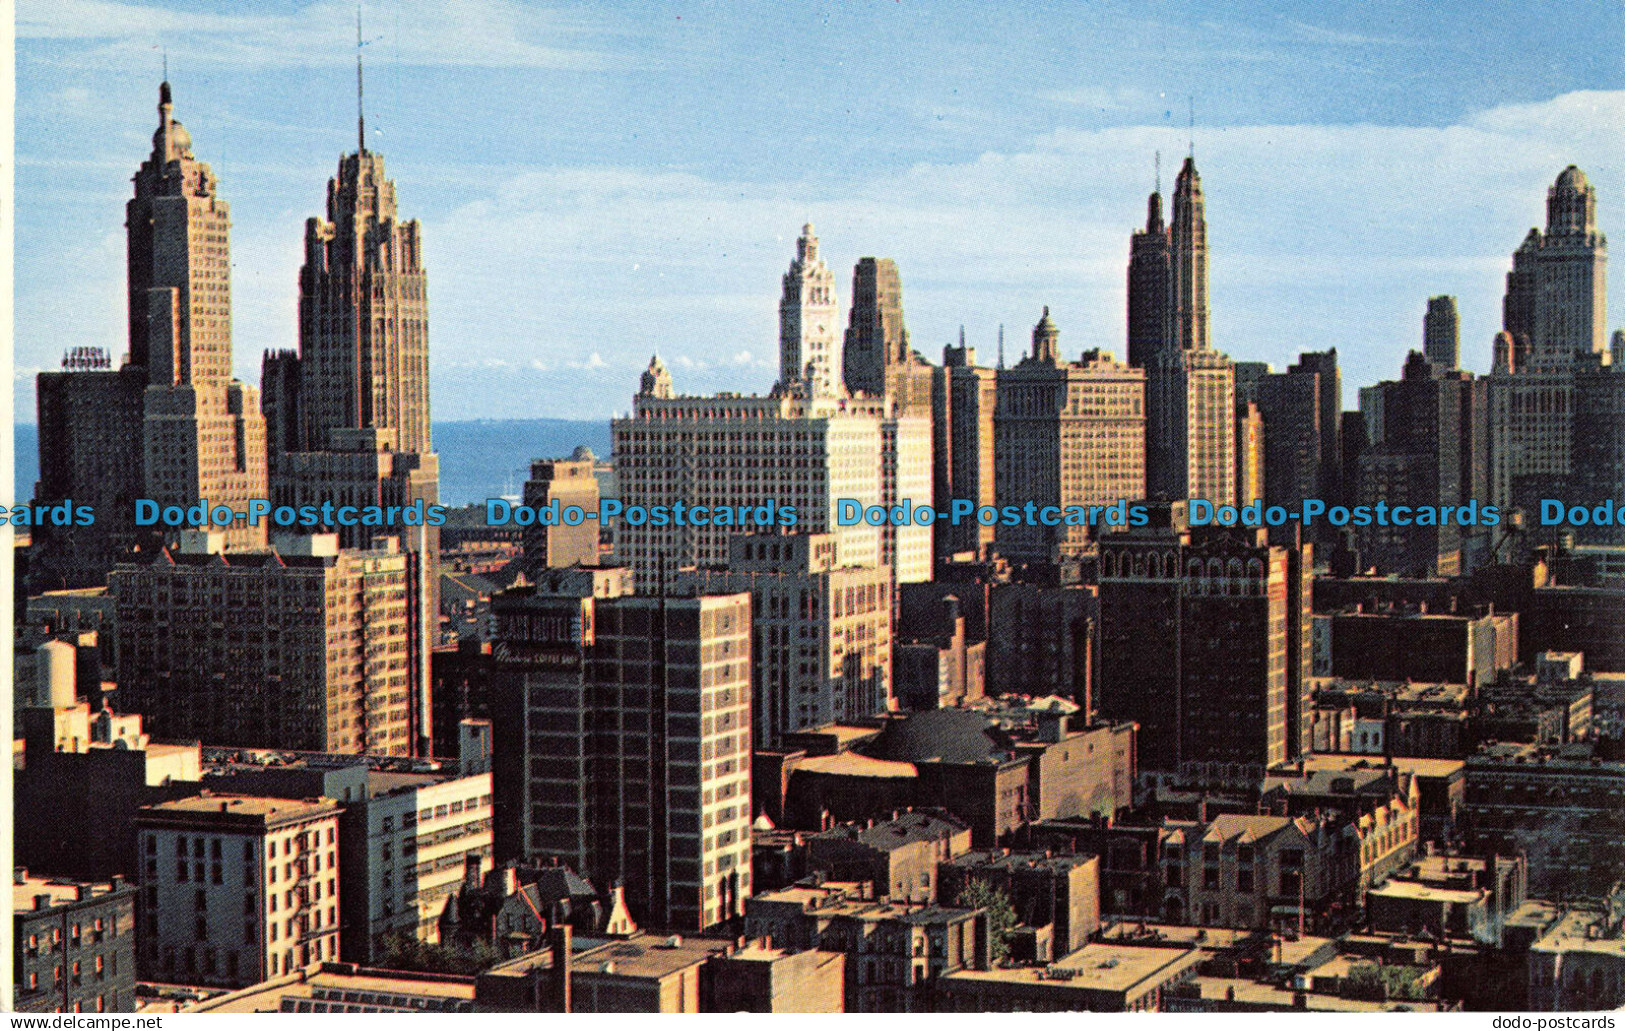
700, 941, 846, 1013
1528, 906, 1625, 1010
743, 880, 988, 1012
15, 649, 202, 882
135, 794, 343, 987
202, 747, 495, 963
937, 850, 1101, 959
935, 940, 1202, 1012
1465, 741, 1625, 898
804, 810, 972, 902
12, 870, 138, 1013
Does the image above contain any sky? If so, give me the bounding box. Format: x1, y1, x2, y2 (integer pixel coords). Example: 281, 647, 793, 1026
16, 0, 1625, 421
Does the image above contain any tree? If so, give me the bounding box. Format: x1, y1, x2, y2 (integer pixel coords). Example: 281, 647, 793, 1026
955, 880, 1018, 966
376, 932, 500, 976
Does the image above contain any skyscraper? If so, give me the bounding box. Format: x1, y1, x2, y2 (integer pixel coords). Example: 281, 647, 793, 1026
491, 568, 753, 931
779, 224, 842, 397
843, 257, 932, 412
31, 351, 149, 590
1169, 157, 1209, 353
267, 132, 441, 547
1098, 505, 1312, 786
1489, 166, 1610, 511
933, 339, 998, 559
1424, 296, 1460, 371
1132, 157, 1236, 508
994, 310, 1146, 564
1533, 166, 1608, 361
130, 82, 268, 550
613, 355, 933, 585
1356, 353, 1464, 577
1126, 190, 1172, 371
262, 83, 440, 753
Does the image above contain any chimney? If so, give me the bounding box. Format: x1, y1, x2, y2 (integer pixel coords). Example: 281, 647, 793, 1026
14, 868, 26, 886
33, 894, 53, 911
549, 925, 573, 1012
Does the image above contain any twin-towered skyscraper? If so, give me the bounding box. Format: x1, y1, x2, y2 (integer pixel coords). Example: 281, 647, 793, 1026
1129, 157, 1238, 509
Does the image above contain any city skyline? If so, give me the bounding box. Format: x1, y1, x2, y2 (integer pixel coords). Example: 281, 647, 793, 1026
16, 1, 1625, 422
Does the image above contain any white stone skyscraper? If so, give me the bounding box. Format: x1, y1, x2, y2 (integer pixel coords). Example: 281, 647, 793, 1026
131, 82, 268, 549
1533, 166, 1608, 362
778, 224, 842, 397
1490, 166, 1611, 511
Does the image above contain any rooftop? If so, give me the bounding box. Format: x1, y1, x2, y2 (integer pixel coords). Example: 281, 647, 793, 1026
796, 752, 916, 779
1182, 976, 1444, 1012
812, 809, 968, 849
1532, 909, 1625, 958
945, 849, 1096, 875
188, 965, 475, 1014
941, 941, 1202, 995
1292, 754, 1464, 781
1369, 880, 1486, 905
488, 933, 731, 982
140, 793, 339, 826
14, 871, 131, 914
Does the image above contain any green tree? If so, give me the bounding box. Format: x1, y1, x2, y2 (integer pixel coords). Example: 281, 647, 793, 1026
955, 880, 1018, 966
376, 932, 500, 976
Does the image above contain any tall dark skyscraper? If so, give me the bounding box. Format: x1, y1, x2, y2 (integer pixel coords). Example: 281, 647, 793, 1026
933, 337, 998, 560
1127, 190, 1171, 371
1424, 295, 1460, 371
843, 257, 907, 396
1356, 352, 1464, 577
842, 256, 934, 417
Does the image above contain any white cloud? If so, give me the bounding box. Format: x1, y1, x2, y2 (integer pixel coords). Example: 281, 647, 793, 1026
394, 89, 1622, 417
15, 88, 1625, 421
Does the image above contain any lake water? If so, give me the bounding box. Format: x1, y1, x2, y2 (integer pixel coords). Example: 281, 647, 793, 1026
13, 418, 614, 509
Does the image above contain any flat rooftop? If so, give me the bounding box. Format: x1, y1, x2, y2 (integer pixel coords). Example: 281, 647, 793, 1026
1369, 880, 1485, 905
1533, 910, 1625, 958
1292, 754, 1464, 780
941, 941, 1201, 995
189, 965, 475, 1013
796, 752, 916, 778
570, 934, 733, 980
14, 873, 128, 914
142, 794, 339, 823
1184, 976, 1444, 1012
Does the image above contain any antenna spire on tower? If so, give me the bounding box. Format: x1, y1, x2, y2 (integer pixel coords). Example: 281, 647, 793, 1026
356, 3, 366, 154
1155, 150, 1161, 194
1187, 96, 1195, 159
997, 324, 1005, 369
162, 49, 168, 83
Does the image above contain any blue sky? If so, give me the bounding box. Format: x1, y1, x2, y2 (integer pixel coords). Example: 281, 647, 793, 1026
16, 0, 1625, 420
